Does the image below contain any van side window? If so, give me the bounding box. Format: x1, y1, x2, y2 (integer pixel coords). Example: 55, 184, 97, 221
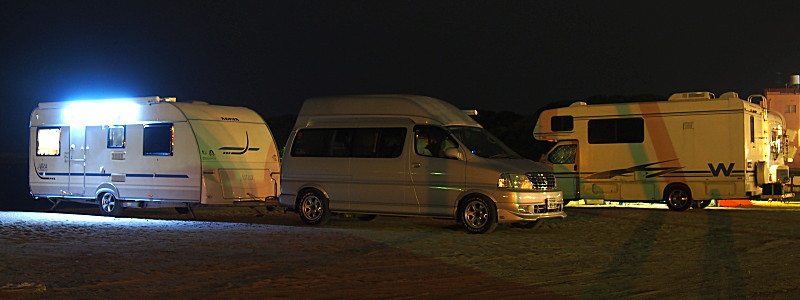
291, 128, 406, 158
352, 128, 406, 158
551, 116, 573, 131
414, 126, 459, 158
108, 125, 126, 148
548, 144, 576, 164
36, 127, 61, 156
143, 123, 174, 156
588, 118, 644, 144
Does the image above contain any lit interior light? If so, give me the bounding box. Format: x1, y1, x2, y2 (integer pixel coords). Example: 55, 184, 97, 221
63, 100, 141, 126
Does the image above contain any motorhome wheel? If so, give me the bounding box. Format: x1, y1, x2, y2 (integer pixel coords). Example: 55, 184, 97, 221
459, 196, 498, 234
692, 200, 712, 209
98, 192, 125, 217
298, 190, 331, 225
664, 185, 692, 211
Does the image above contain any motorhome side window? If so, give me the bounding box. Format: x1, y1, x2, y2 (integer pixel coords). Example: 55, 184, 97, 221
107, 125, 126, 148
551, 116, 573, 131
36, 127, 61, 156
291, 128, 406, 158
414, 125, 458, 158
143, 123, 174, 156
588, 118, 644, 144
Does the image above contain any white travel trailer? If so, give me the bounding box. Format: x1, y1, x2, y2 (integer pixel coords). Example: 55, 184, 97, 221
533, 91, 793, 211
279, 95, 565, 234
29, 96, 281, 216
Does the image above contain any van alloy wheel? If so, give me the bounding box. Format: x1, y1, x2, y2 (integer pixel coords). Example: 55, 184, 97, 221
298, 190, 331, 225
460, 196, 498, 234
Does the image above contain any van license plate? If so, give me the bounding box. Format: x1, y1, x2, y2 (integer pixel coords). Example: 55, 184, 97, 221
547, 200, 560, 210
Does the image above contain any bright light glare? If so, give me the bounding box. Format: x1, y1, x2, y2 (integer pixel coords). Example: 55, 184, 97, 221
63, 100, 140, 125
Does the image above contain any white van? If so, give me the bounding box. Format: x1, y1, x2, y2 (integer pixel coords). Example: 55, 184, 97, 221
29, 96, 281, 216
279, 95, 565, 233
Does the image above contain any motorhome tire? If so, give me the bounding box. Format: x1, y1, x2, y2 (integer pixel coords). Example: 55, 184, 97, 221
692, 200, 712, 209
298, 190, 331, 225
98, 192, 125, 217
459, 196, 498, 234
664, 185, 692, 211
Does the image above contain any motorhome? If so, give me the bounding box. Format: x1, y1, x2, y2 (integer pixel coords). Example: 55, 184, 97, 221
533, 91, 793, 211
29, 96, 281, 216
279, 94, 565, 234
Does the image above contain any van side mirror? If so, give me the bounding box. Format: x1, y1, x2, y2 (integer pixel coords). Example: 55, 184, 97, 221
445, 148, 462, 160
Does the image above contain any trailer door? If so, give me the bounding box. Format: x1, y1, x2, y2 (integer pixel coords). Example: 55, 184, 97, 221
67, 126, 87, 195
547, 141, 579, 200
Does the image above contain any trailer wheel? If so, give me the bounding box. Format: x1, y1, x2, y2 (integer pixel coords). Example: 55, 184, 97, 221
459, 195, 498, 234
98, 192, 125, 217
664, 184, 692, 211
298, 190, 331, 225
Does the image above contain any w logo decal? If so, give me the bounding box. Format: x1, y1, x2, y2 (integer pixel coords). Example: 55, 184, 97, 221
708, 163, 735, 177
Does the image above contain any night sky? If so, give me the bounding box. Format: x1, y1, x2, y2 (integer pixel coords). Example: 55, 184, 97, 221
3, 1, 800, 154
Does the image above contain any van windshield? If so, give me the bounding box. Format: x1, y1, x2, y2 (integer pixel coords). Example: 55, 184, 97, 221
448, 126, 522, 159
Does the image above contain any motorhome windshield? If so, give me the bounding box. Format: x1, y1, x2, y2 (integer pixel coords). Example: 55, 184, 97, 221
448, 126, 522, 159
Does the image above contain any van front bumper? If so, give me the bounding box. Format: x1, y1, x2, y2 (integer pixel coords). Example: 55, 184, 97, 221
493, 190, 566, 223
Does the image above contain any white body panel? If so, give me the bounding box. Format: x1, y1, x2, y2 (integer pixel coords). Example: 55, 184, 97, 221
280, 95, 566, 223
533, 92, 790, 202
29, 97, 280, 208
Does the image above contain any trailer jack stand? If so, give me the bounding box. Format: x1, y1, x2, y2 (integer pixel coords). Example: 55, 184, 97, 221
48, 198, 62, 211
248, 206, 265, 217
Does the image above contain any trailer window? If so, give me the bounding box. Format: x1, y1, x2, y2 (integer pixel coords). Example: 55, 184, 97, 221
143, 123, 173, 156
551, 116, 573, 131
588, 118, 644, 144
36, 127, 61, 156
107, 125, 126, 148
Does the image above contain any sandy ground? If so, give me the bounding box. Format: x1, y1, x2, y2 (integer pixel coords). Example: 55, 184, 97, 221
1, 202, 800, 299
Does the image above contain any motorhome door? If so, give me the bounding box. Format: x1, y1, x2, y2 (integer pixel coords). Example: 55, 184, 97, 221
546, 141, 579, 200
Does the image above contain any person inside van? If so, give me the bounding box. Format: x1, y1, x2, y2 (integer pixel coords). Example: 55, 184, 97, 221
415, 132, 433, 156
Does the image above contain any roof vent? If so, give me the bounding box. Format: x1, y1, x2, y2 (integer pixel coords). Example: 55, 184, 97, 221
668, 92, 715, 101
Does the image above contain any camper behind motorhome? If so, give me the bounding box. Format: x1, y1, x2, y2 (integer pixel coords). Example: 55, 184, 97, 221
29, 96, 281, 216
533, 91, 793, 211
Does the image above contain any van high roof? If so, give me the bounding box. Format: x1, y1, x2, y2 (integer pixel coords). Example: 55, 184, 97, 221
296, 94, 481, 128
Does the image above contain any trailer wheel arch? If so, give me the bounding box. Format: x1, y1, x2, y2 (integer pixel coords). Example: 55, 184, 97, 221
95, 184, 120, 201
663, 183, 693, 211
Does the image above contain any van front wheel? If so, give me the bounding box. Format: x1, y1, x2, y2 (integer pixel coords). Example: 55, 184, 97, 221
459, 196, 498, 234
298, 190, 331, 225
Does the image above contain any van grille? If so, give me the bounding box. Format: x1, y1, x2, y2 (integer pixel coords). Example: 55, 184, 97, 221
527, 172, 557, 190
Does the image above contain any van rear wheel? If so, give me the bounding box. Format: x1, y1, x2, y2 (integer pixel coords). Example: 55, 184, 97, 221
98, 192, 125, 217
459, 196, 498, 234
664, 185, 693, 211
298, 190, 331, 225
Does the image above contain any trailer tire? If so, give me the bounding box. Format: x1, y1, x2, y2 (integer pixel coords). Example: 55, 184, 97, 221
98, 192, 125, 217
664, 184, 693, 211
459, 195, 498, 234
297, 190, 331, 225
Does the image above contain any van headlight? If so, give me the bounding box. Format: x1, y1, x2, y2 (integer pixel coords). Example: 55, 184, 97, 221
498, 172, 557, 190
497, 173, 533, 189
